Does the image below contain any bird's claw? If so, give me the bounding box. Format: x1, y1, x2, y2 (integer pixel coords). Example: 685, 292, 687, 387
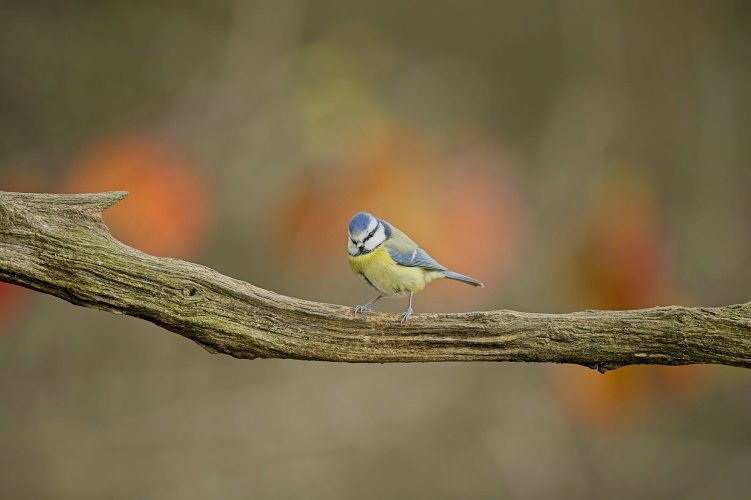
400, 307, 413, 324
354, 304, 372, 314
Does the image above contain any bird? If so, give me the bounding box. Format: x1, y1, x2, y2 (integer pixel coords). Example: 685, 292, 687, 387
347, 211, 483, 323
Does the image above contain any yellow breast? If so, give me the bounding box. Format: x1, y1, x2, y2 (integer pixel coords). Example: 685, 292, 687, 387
349, 245, 443, 296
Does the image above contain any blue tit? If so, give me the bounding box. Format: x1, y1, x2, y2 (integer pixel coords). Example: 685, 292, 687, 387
347, 211, 484, 323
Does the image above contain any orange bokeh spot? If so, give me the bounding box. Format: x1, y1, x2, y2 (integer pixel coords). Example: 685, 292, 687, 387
555, 365, 653, 428
575, 170, 674, 309
64, 134, 214, 258
558, 169, 713, 428
555, 364, 712, 429
0, 283, 29, 330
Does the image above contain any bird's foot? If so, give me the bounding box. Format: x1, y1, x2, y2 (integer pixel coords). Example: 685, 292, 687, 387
354, 304, 372, 314
400, 306, 413, 324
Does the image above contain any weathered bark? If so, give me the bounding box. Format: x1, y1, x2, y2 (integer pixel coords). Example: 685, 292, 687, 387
1, 191, 749, 372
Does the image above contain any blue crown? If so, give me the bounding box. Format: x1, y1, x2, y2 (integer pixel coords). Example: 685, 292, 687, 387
349, 212, 374, 234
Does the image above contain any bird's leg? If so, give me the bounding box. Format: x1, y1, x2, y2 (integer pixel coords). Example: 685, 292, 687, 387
400, 292, 414, 324
354, 294, 383, 314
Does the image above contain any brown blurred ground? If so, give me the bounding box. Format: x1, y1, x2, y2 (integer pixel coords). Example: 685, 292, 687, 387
1, 1, 750, 498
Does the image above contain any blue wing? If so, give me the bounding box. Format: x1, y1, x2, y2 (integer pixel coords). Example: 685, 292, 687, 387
386, 246, 447, 272
382, 225, 484, 287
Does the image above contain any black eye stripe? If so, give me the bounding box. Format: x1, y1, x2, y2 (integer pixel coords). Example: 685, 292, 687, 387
362, 224, 379, 243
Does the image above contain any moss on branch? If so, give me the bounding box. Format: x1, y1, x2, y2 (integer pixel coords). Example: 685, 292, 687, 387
1, 191, 750, 372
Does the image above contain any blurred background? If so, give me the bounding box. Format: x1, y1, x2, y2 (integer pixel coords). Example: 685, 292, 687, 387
1, 0, 751, 498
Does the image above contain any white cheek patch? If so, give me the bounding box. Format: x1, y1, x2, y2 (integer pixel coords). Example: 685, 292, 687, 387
363, 224, 386, 252
348, 239, 358, 256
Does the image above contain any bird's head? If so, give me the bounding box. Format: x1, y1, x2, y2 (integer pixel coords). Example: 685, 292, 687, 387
348, 211, 389, 256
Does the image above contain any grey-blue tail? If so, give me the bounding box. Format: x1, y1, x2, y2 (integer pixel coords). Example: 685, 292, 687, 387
443, 271, 484, 288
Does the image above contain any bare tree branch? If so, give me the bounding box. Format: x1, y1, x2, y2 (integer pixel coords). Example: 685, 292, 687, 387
1, 191, 749, 372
